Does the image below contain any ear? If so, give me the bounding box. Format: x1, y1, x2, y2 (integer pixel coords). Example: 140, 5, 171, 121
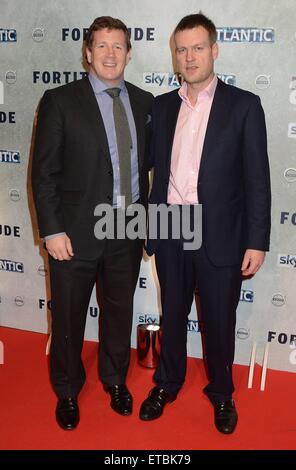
126, 49, 132, 65
86, 47, 92, 64
212, 42, 219, 61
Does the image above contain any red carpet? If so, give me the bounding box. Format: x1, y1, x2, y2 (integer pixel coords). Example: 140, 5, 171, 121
0, 326, 295, 450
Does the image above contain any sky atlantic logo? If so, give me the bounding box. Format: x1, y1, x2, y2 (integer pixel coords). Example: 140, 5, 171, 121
136, 314, 203, 333
0, 29, 17, 42
0, 150, 20, 163
33, 71, 87, 85
143, 72, 236, 88
0, 259, 24, 273
217, 27, 274, 43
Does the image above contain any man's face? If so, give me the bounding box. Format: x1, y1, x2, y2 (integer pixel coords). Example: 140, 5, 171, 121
174, 26, 218, 89
86, 28, 131, 86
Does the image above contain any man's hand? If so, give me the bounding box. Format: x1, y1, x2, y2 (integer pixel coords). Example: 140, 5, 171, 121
45, 234, 74, 261
241, 249, 265, 276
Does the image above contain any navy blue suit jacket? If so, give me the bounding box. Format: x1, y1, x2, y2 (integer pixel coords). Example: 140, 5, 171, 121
147, 79, 271, 266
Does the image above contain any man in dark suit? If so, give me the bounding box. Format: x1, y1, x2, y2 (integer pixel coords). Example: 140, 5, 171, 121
139, 13, 271, 434
32, 16, 153, 430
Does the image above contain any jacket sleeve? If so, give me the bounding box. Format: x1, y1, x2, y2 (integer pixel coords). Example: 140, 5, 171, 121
243, 95, 271, 251
32, 91, 65, 238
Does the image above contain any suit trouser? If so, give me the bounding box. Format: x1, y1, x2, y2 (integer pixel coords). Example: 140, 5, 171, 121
49, 237, 142, 398
153, 238, 242, 404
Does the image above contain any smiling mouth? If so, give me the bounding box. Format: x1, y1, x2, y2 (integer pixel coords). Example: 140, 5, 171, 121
103, 63, 116, 67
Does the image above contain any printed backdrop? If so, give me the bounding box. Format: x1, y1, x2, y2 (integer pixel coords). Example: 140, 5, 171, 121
1, 0, 296, 374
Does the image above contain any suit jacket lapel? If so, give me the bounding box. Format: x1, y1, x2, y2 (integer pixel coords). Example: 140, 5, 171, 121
76, 77, 112, 168
198, 79, 230, 180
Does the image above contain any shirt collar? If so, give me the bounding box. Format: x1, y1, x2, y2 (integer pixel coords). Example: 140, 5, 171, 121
88, 72, 126, 95
178, 74, 218, 108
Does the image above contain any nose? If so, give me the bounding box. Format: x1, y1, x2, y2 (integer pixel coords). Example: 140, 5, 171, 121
186, 48, 193, 62
106, 45, 115, 56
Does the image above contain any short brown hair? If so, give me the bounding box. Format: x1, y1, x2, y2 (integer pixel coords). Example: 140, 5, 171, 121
174, 12, 217, 44
85, 16, 131, 50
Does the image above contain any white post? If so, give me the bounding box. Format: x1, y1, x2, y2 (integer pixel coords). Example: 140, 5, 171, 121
45, 333, 52, 356
248, 341, 257, 388
260, 342, 270, 391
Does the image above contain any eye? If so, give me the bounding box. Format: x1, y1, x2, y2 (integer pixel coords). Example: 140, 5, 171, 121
176, 47, 186, 54
193, 45, 204, 52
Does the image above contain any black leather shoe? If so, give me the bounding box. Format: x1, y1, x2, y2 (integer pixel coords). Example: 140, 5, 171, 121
214, 399, 238, 434
139, 386, 176, 421
56, 397, 79, 430
106, 384, 133, 416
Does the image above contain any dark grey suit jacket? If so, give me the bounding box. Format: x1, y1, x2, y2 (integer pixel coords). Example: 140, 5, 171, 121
32, 77, 153, 259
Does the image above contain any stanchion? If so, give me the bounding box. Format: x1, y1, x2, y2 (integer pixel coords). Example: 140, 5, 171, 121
247, 341, 270, 391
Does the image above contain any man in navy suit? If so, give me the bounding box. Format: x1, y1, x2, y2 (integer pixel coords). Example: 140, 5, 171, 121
139, 13, 271, 434
32, 16, 153, 430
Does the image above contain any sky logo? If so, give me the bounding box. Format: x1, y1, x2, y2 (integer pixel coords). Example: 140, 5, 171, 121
277, 254, 296, 268
137, 313, 159, 324
143, 72, 167, 87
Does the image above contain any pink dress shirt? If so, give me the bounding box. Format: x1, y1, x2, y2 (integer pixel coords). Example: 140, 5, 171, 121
167, 75, 218, 204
